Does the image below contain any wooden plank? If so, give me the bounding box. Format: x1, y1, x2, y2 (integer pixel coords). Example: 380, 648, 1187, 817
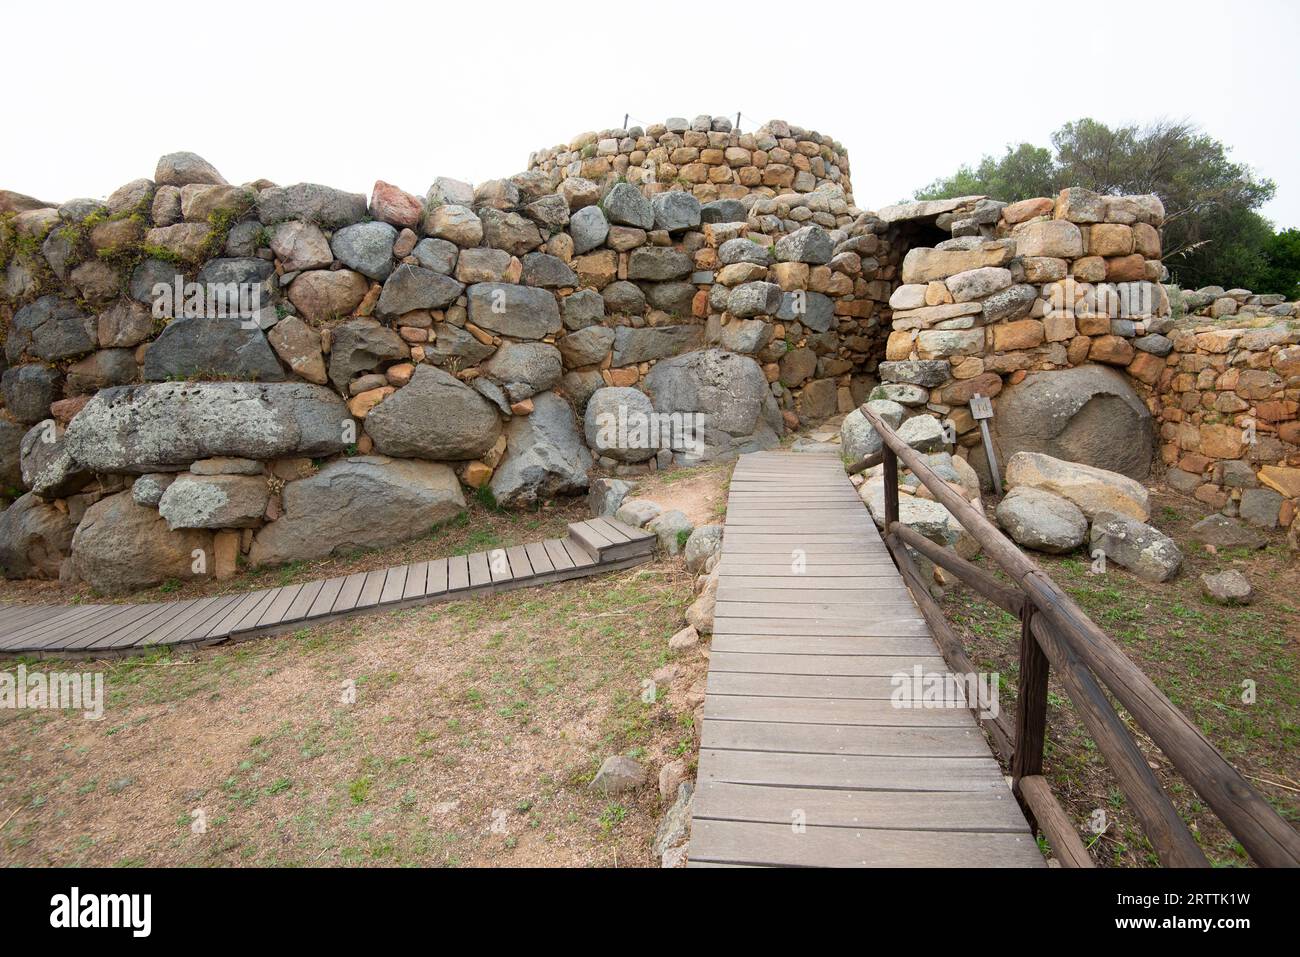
467, 552, 491, 588
701, 720, 991, 757
715, 600, 920, 621
257, 585, 304, 629
230, 589, 281, 634
688, 820, 1044, 868
712, 618, 930, 637
709, 652, 944, 676
542, 538, 573, 571
505, 545, 532, 580
562, 538, 596, 568
487, 549, 512, 584
379, 565, 408, 605
139, 595, 238, 647
707, 672, 925, 700
710, 634, 940, 657
524, 541, 554, 576
284, 579, 325, 622
698, 748, 1007, 792
693, 781, 1031, 831
403, 562, 429, 600
206, 590, 272, 639
356, 569, 387, 607
54, 604, 162, 651
447, 555, 470, 591
588, 517, 631, 542
715, 587, 914, 604
703, 694, 977, 728
331, 573, 368, 614
423, 558, 449, 597
307, 579, 347, 619
102, 600, 196, 650
0, 605, 109, 650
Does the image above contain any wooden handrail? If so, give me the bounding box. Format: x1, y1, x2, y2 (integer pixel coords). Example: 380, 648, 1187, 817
859, 402, 1300, 867
1019, 776, 1095, 867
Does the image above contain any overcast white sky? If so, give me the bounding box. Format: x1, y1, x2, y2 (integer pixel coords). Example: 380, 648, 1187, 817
5, 0, 1298, 226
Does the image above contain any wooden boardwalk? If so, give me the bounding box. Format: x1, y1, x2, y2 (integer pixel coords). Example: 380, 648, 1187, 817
688, 451, 1043, 867
0, 518, 655, 658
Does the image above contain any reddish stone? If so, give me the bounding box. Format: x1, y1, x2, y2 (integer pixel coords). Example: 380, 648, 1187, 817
1104, 254, 1146, 281
50, 395, 91, 424
370, 180, 422, 230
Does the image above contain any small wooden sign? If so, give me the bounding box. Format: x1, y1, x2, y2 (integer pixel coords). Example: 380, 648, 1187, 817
969, 393, 994, 420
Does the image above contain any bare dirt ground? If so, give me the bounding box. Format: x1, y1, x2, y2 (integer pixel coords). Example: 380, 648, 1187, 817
0, 464, 731, 868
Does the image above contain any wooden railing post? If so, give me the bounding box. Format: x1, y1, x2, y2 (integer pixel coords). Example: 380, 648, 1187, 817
882, 445, 899, 530
1011, 606, 1049, 829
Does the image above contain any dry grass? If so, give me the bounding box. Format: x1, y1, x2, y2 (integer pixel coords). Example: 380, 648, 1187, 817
940, 489, 1300, 867
0, 462, 739, 868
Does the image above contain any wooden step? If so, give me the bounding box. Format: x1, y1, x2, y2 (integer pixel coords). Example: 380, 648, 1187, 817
565, 518, 657, 562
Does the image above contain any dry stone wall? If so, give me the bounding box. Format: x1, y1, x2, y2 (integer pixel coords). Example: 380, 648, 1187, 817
0, 117, 895, 592
866, 187, 1300, 542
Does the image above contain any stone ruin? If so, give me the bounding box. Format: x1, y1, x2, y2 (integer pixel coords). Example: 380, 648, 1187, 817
0, 114, 1296, 595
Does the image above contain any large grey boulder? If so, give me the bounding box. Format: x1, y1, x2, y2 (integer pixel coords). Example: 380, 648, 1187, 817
489, 391, 592, 506
642, 348, 783, 461
684, 524, 723, 573
143, 317, 285, 382
375, 264, 463, 319
365, 364, 501, 461
568, 205, 608, 254
483, 342, 562, 401
603, 183, 653, 229
154, 151, 226, 187
1187, 514, 1265, 549
70, 491, 213, 594
9, 296, 96, 363
558, 325, 615, 368
466, 283, 561, 340
63, 381, 349, 473
584, 387, 657, 463
993, 365, 1154, 480
775, 225, 833, 264
20, 420, 90, 499
328, 318, 407, 391
898, 414, 946, 452
331, 221, 397, 281
652, 192, 701, 233
1, 364, 59, 424
840, 400, 905, 461
611, 326, 703, 366
995, 486, 1087, 554
1090, 513, 1182, 582
248, 456, 464, 566
0, 492, 74, 579
256, 183, 368, 228
627, 247, 692, 281
158, 474, 270, 530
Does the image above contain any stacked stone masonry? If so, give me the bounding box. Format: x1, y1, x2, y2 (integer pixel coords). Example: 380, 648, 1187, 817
2, 123, 1298, 595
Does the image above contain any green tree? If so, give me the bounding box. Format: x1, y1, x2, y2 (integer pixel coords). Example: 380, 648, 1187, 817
914, 118, 1290, 293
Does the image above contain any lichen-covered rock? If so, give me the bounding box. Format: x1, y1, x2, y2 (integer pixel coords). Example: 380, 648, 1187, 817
1, 364, 60, 424
489, 391, 591, 506
70, 491, 213, 594
154, 151, 226, 187
466, 283, 562, 340
583, 387, 657, 463
158, 474, 270, 530
589, 755, 646, 794
20, 420, 90, 499
256, 183, 368, 228
995, 486, 1087, 554
143, 317, 285, 382
0, 492, 74, 579
0, 419, 25, 491
63, 381, 349, 473
603, 183, 653, 229
330, 220, 397, 281
684, 524, 723, 573
483, 342, 562, 402
652, 191, 701, 232
1090, 513, 1182, 582
588, 477, 634, 517
642, 349, 783, 461
898, 414, 946, 453
375, 264, 463, 319
775, 224, 833, 264
365, 364, 501, 461
840, 400, 905, 461
327, 318, 408, 392
1006, 450, 1150, 522
8, 296, 96, 363
248, 456, 464, 566
569, 205, 609, 255
1201, 570, 1252, 605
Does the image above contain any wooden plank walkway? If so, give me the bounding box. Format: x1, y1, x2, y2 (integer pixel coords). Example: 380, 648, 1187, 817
689, 450, 1043, 868
0, 518, 655, 658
